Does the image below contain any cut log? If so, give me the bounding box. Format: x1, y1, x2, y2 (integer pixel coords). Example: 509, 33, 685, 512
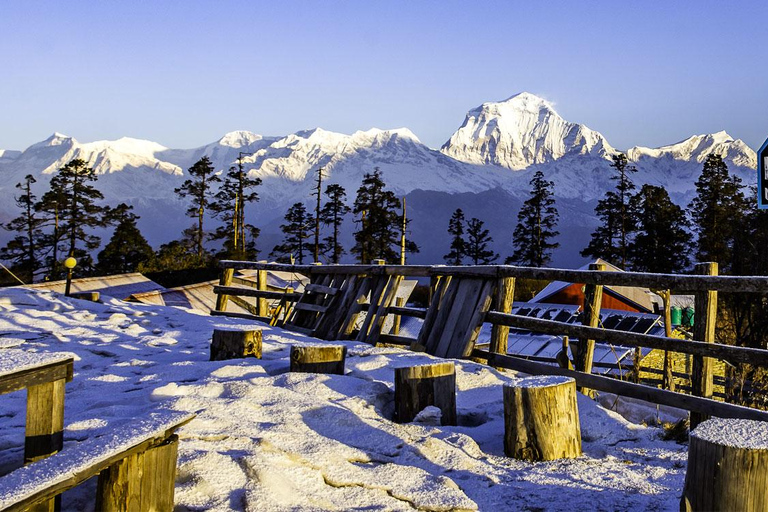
290, 344, 346, 375
681, 417, 768, 512
394, 362, 457, 425
503, 375, 581, 461
210, 328, 262, 361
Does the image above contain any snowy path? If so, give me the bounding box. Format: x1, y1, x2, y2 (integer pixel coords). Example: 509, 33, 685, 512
0, 288, 686, 511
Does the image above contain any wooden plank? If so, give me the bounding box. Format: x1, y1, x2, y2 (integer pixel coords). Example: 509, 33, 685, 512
356, 275, 390, 342
3, 415, 194, 512
576, 262, 605, 394
424, 277, 462, 354
213, 286, 300, 301
489, 277, 515, 356
388, 305, 427, 319
256, 269, 269, 317
305, 283, 338, 295
391, 297, 405, 335
378, 333, 417, 346
340, 277, 373, 338
214, 268, 235, 312
210, 310, 271, 324
25, 379, 65, 464
479, 351, 768, 422
293, 302, 328, 313
229, 295, 259, 317
315, 275, 358, 340
691, 262, 718, 428
415, 276, 452, 351
483, 311, 768, 366
0, 359, 73, 396
368, 275, 404, 346
452, 279, 494, 359
434, 278, 483, 358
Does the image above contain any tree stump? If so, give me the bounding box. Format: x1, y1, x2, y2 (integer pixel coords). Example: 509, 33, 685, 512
503, 375, 582, 461
210, 328, 262, 361
681, 417, 768, 511
290, 344, 346, 374
70, 291, 100, 302
394, 362, 457, 425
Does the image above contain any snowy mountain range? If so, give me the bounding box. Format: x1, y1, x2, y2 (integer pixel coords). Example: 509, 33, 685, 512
0, 92, 757, 267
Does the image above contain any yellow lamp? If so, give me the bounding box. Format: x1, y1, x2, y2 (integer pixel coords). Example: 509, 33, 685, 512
64, 257, 77, 269
63, 257, 77, 296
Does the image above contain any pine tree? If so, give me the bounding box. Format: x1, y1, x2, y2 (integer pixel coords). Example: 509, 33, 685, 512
443, 208, 466, 265
210, 159, 261, 260
465, 217, 498, 265
0, 175, 45, 282
271, 202, 314, 264
508, 170, 559, 266
628, 185, 691, 273
688, 154, 748, 270
581, 153, 638, 268
351, 169, 401, 263
36, 159, 111, 274
96, 204, 154, 274
319, 183, 350, 264
175, 156, 221, 261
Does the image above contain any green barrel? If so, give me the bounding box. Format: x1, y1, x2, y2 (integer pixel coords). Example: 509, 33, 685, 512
670, 306, 682, 326
682, 307, 694, 327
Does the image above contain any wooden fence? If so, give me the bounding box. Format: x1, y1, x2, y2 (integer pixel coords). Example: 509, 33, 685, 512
213, 260, 768, 425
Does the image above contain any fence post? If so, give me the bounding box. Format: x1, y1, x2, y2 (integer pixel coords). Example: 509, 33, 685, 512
215, 267, 234, 312
490, 276, 516, 357
691, 262, 718, 428
257, 269, 268, 317
392, 296, 405, 335
575, 262, 605, 395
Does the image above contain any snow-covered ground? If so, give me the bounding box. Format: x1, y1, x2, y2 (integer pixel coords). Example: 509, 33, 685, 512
0, 288, 687, 511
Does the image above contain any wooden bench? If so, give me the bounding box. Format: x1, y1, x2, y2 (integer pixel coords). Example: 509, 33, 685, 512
0, 350, 75, 464
0, 410, 194, 512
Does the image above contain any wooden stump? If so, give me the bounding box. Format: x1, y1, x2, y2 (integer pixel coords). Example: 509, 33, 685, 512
70, 291, 100, 302
290, 344, 346, 375
394, 362, 457, 425
681, 417, 768, 511
503, 375, 581, 461
210, 328, 262, 361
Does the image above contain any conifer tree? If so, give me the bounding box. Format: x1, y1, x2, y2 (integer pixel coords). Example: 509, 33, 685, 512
0, 175, 45, 282
628, 185, 691, 273
351, 169, 401, 263
271, 202, 314, 264
96, 204, 154, 274
210, 160, 261, 260
319, 183, 350, 263
508, 170, 559, 266
465, 217, 498, 265
36, 159, 111, 273
443, 208, 466, 265
688, 154, 748, 270
581, 153, 638, 268
175, 156, 221, 261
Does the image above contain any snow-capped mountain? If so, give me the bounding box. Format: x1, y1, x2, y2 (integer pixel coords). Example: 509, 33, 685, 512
441, 92, 615, 169
0, 92, 758, 267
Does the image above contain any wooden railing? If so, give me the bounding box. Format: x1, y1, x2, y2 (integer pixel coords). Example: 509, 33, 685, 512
213, 260, 768, 425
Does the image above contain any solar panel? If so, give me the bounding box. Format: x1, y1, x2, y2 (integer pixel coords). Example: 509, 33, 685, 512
630, 317, 657, 333
601, 314, 624, 330
614, 316, 640, 331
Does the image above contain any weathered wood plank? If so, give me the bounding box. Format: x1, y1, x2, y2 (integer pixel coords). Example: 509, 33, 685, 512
451, 279, 495, 359
209, 310, 271, 324
213, 286, 300, 301
0, 359, 73, 396
414, 275, 452, 351
388, 305, 427, 319
368, 275, 404, 346
483, 311, 768, 366
490, 277, 515, 357
691, 262, 718, 428
480, 351, 768, 422
434, 278, 483, 358
214, 268, 235, 312
293, 302, 328, 313
575, 262, 605, 394
304, 283, 338, 295
378, 333, 417, 346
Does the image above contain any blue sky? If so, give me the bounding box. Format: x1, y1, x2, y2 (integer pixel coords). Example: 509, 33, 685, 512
2, 1, 766, 152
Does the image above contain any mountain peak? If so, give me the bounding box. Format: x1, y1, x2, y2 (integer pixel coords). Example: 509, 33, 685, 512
217, 130, 263, 148
627, 131, 756, 168
441, 94, 613, 169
